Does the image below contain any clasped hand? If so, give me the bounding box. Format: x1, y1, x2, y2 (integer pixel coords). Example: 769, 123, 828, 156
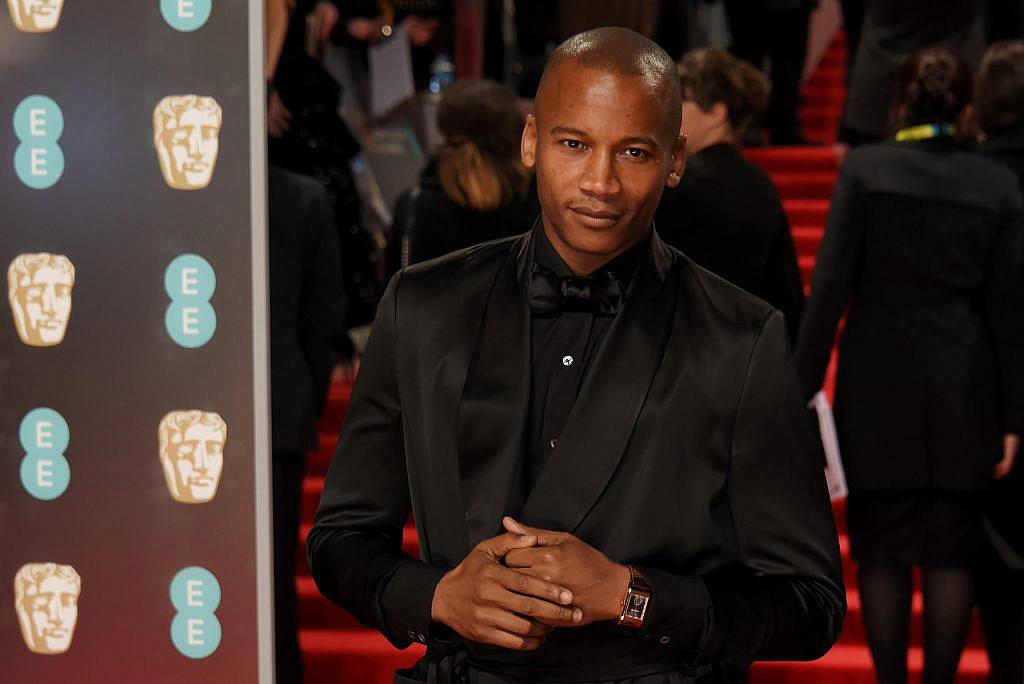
430, 516, 629, 651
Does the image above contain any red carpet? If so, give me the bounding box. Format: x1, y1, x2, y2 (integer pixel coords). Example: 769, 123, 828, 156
297, 31, 990, 683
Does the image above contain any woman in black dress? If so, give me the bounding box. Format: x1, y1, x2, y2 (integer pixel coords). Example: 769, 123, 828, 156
796, 48, 1023, 684
972, 40, 1024, 684
387, 79, 539, 273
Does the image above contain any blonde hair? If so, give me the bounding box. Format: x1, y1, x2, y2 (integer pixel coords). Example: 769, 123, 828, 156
435, 80, 530, 213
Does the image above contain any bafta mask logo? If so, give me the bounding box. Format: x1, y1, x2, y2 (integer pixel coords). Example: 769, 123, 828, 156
153, 95, 222, 190
159, 411, 226, 503
14, 563, 81, 655
8, 253, 75, 347
7, 0, 64, 33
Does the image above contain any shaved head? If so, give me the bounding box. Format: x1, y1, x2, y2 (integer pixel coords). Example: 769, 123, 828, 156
538, 27, 682, 142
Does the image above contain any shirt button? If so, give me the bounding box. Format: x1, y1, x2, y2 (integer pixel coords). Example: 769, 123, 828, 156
562, 355, 574, 367
659, 636, 671, 645
417, 633, 426, 643
407, 631, 416, 640
549, 438, 558, 449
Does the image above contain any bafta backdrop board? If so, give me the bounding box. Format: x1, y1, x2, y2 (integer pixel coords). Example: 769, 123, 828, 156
0, 2, 273, 682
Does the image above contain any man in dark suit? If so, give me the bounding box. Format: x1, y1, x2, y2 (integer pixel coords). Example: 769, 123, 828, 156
308, 28, 844, 683
268, 166, 348, 684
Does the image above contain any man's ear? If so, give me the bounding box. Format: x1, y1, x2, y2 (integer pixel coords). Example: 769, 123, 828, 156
711, 102, 729, 128
666, 134, 687, 188
521, 114, 537, 170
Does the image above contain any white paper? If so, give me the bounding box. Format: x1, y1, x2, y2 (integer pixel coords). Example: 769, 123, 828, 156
811, 391, 848, 501
369, 27, 415, 119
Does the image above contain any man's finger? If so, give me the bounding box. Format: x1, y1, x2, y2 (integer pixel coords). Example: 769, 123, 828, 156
479, 531, 537, 559
481, 629, 545, 651
492, 587, 583, 626
494, 566, 572, 605
478, 606, 552, 637
503, 516, 563, 545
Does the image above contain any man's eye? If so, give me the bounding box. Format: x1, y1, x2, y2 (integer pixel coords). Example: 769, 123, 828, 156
624, 148, 649, 159
561, 140, 584, 150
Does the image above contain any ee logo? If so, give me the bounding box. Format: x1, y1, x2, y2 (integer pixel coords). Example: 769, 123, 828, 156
161, 0, 212, 31
13, 95, 64, 189
19, 408, 70, 500
170, 566, 222, 658
164, 254, 216, 348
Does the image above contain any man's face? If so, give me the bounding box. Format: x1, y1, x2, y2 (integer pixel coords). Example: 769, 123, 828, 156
11, 262, 73, 346
158, 107, 221, 189
163, 420, 225, 503
18, 572, 79, 654
522, 63, 685, 264
8, 0, 63, 32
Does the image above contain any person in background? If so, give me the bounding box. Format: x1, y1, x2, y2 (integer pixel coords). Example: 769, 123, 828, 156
656, 48, 804, 343
723, 0, 816, 145
386, 79, 539, 272
840, 0, 984, 144
972, 40, 1024, 684
797, 47, 1023, 684
268, 167, 349, 684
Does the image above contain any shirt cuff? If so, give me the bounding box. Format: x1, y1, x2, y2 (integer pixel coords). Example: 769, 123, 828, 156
633, 566, 712, 662
378, 561, 450, 648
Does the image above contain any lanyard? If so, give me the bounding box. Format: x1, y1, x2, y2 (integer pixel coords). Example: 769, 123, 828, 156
895, 123, 956, 142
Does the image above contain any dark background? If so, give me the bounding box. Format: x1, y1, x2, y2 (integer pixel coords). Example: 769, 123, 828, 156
0, 2, 264, 681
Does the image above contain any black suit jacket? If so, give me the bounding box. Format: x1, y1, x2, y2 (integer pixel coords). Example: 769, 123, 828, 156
308, 230, 844, 682
655, 143, 804, 343
796, 139, 1024, 491
268, 166, 348, 453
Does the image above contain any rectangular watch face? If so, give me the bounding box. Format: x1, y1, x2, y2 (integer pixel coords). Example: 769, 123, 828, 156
625, 592, 649, 620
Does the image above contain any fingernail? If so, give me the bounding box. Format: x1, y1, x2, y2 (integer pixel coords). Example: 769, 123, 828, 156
573, 608, 583, 623
559, 591, 572, 604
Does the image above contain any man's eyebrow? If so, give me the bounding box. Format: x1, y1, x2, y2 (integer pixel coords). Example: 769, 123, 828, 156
621, 135, 661, 148
549, 126, 589, 138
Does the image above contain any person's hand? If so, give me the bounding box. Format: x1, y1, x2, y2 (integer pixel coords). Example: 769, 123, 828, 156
313, 1, 340, 41
503, 517, 630, 626
346, 16, 387, 43
400, 15, 439, 46
994, 433, 1020, 479
431, 531, 582, 650
267, 90, 292, 138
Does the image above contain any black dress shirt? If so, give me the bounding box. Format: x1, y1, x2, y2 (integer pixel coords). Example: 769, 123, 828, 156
526, 226, 648, 491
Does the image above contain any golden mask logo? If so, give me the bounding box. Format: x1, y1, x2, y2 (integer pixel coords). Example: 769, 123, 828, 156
8, 253, 75, 347
153, 95, 222, 190
159, 411, 226, 504
7, 0, 64, 33
14, 563, 80, 655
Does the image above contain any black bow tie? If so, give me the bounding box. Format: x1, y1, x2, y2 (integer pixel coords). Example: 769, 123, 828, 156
527, 263, 624, 316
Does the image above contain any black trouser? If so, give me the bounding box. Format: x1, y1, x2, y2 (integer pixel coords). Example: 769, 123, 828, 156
274, 451, 306, 684
724, 0, 811, 144
976, 540, 1024, 684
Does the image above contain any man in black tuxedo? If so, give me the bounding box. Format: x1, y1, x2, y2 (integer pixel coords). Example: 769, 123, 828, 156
308, 27, 844, 683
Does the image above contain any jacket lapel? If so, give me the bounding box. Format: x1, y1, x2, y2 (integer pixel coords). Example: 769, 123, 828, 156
520, 233, 678, 532
456, 232, 534, 547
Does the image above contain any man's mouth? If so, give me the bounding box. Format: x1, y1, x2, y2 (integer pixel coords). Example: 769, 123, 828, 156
568, 205, 623, 229
42, 627, 68, 637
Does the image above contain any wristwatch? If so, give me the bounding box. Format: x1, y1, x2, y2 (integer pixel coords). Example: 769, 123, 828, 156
616, 565, 651, 629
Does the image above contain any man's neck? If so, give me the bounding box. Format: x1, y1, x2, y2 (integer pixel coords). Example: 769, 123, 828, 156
689, 128, 736, 155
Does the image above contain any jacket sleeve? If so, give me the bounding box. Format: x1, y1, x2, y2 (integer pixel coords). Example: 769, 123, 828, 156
795, 160, 865, 397
988, 208, 1024, 435
306, 272, 448, 650
637, 311, 846, 666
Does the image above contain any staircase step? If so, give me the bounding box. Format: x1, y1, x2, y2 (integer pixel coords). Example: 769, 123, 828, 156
792, 225, 825, 254
316, 381, 352, 434
783, 199, 830, 226
750, 645, 989, 683
772, 172, 837, 201
744, 147, 839, 174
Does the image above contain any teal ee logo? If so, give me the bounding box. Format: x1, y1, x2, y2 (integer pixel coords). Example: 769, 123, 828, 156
19, 408, 70, 500
170, 566, 222, 658
13, 95, 65, 189
164, 254, 216, 348
160, 0, 212, 31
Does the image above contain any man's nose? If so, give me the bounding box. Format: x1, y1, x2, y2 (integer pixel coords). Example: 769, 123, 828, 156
187, 130, 202, 157
578, 148, 620, 197
47, 598, 62, 623
193, 445, 209, 471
